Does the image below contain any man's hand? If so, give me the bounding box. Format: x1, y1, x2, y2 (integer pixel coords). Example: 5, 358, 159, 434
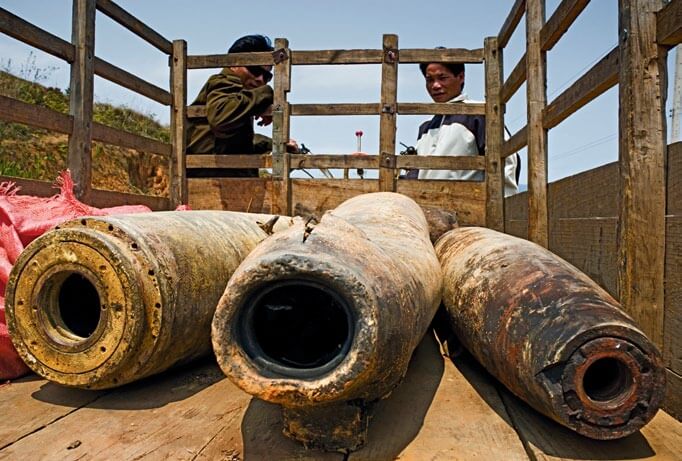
286, 138, 299, 153
257, 105, 273, 126
257, 114, 273, 126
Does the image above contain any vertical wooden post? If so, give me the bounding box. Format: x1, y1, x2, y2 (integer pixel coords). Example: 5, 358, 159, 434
169, 39, 187, 208
68, 0, 96, 201
379, 34, 398, 192
525, 0, 549, 247
272, 38, 292, 214
618, 0, 667, 347
485, 36, 505, 231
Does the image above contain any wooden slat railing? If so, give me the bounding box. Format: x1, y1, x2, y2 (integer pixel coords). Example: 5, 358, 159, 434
498, 0, 526, 48
95, 0, 172, 54
543, 46, 618, 129
0, 1, 176, 205
540, 0, 590, 51
657, 0, 682, 46
0, 7, 75, 61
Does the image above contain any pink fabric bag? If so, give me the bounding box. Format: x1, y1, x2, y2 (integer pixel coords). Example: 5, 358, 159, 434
0, 172, 153, 380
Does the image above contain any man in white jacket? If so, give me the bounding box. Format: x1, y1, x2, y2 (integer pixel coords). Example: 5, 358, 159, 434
416, 61, 520, 196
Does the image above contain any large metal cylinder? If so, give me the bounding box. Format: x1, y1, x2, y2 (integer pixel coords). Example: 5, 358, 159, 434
212, 192, 442, 451
435, 227, 666, 440
6, 210, 290, 389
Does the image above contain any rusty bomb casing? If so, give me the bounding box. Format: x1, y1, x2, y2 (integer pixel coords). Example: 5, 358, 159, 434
212, 192, 442, 452
435, 227, 666, 440
6, 210, 290, 389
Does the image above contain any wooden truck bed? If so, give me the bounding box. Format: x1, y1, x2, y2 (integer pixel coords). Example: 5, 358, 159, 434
1, 334, 680, 461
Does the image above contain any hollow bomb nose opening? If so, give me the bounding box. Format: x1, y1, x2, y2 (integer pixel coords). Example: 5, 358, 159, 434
582, 357, 634, 403
41, 271, 102, 340
239, 280, 354, 378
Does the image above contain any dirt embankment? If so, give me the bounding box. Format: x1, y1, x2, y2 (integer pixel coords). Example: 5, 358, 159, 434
0, 69, 170, 196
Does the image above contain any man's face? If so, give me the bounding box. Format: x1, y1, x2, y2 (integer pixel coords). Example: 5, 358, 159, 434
424, 63, 464, 103
235, 65, 273, 89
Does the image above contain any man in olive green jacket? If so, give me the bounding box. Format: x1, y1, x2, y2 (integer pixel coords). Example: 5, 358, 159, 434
186, 34, 276, 177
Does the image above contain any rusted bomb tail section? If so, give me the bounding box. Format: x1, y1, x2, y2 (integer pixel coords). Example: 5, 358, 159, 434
6, 211, 290, 389
212, 192, 442, 452
435, 227, 666, 440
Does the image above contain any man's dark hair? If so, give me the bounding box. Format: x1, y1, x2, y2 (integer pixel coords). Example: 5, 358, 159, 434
228, 34, 273, 53
419, 46, 465, 77
419, 61, 465, 77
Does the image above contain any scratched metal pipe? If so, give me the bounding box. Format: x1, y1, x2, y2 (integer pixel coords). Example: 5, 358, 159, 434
212, 192, 442, 452
6, 210, 290, 389
435, 227, 666, 440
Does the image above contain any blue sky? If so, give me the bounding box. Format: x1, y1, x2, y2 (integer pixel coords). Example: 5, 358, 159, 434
0, 1, 679, 184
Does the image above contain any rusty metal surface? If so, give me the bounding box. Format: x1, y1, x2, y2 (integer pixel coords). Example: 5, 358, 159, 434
6, 211, 290, 389
435, 227, 666, 440
212, 192, 442, 451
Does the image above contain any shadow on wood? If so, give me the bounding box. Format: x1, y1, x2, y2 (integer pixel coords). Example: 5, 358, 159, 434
30, 357, 221, 410
451, 350, 657, 460
239, 333, 444, 460
500, 388, 657, 460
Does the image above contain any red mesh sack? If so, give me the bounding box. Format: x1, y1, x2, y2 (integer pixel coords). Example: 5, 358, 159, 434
0, 171, 153, 380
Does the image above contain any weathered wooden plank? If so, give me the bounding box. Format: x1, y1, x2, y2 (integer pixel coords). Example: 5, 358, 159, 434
290, 103, 381, 116
399, 48, 485, 64
0, 377, 107, 450
289, 48, 485, 66
485, 37, 505, 231
503, 126, 528, 159
379, 34, 398, 192
186, 154, 271, 169
667, 145, 682, 375
396, 155, 486, 171
548, 161, 618, 218
665, 216, 682, 375
271, 41, 292, 215
187, 178, 271, 213
663, 369, 682, 420
505, 190, 528, 221
169, 39, 187, 207
186, 51, 274, 69
88, 188, 170, 210
505, 219, 529, 239
263, 102, 488, 117
0, 362, 273, 461
549, 217, 619, 297
543, 47, 619, 129
195, 397, 342, 461
668, 142, 681, 215
290, 154, 379, 170
540, 0, 591, 51
618, 0, 667, 347
499, 0, 527, 48
526, 0, 549, 247
93, 58, 171, 106
396, 180, 486, 226
290, 179, 378, 215
499, 386, 682, 461
0, 95, 73, 134
0, 7, 75, 62
91, 122, 171, 157
291, 49, 383, 65
507, 162, 619, 220
95, 0, 172, 54
348, 338, 528, 461
0, 176, 56, 197
657, 0, 682, 47
287, 154, 486, 171
398, 102, 486, 115
68, 0, 96, 200
501, 53, 526, 104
